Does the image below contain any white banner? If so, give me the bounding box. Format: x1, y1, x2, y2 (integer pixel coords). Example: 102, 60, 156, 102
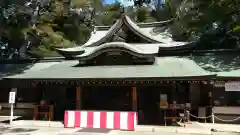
9, 92, 16, 104
225, 82, 240, 91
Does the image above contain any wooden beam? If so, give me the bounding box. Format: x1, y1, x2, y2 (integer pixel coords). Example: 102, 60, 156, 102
76, 86, 81, 109
132, 87, 137, 111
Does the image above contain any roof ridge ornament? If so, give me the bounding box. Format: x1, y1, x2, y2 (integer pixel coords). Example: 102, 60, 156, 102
93, 27, 97, 34
120, 7, 127, 18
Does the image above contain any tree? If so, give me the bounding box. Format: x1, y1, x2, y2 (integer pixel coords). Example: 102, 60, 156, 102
0, 0, 95, 58
133, 0, 151, 7
131, 0, 240, 46
94, 2, 123, 25
175, 0, 240, 47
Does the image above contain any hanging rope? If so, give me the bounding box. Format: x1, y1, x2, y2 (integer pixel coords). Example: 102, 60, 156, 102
214, 116, 240, 122
186, 111, 212, 119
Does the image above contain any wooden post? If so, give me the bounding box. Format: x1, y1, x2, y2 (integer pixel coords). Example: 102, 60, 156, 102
132, 87, 137, 111
76, 86, 81, 110
33, 105, 38, 120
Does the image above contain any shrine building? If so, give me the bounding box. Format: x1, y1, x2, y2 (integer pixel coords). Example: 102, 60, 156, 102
0, 14, 240, 125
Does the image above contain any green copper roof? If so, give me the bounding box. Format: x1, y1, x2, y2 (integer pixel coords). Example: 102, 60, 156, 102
3, 54, 240, 80
0, 62, 60, 79
4, 57, 214, 80
56, 15, 191, 58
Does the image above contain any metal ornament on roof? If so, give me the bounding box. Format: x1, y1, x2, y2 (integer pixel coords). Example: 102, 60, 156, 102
8, 80, 231, 88
26, 80, 226, 86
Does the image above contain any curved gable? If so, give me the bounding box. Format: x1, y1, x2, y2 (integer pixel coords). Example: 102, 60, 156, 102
82, 19, 123, 47
83, 15, 174, 47
75, 42, 155, 65
55, 15, 194, 58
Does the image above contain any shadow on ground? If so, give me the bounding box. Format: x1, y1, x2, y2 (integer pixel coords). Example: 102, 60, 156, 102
5, 128, 38, 133
77, 128, 112, 133
0, 127, 8, 132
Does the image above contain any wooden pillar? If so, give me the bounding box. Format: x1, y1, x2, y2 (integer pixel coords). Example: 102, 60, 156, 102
76, 86, 81, 109
132, 87, 137, 111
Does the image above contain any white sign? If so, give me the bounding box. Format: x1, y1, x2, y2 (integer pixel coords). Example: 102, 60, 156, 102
9, 92, 16, 104
214, 82, 225, 87
225, 82, 240, 91
160, 94, 167, 102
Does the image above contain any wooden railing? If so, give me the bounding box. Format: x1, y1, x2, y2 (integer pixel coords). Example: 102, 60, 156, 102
33, 105, 54, 121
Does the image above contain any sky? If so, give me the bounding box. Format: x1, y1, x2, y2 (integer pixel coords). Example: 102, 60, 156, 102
104, 0, 134, 7
104, 0, 116, 4
104, 0, 165, 8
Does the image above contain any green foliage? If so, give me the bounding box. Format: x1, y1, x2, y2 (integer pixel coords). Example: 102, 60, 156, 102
1, 0, 95, 58
95, 2, 123, 25
175, 0, 240, 39
133, 0, 151, 6
136, 7, 148, 22
71, 0, 90, 8
233, 26, 240, 32
2, 0, 239, 59
135, 7, 156, 22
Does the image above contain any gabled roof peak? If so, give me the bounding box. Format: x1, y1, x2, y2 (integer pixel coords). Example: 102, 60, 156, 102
87, 15, 177, 47
55, 15, 193, 58
94, 15, 173, 31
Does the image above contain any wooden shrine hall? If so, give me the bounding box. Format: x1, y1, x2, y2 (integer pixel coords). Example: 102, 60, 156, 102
0, 14, 240, 126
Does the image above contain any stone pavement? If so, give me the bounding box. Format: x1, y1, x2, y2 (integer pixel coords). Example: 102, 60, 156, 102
1, 120, 240, 135
0, 123, 211, 135
0, 116, 21, 122
0, 126, 238, 135
0, 126, 79, 135
10, 120, 64, 128
135, 124, 211, 135
5, 120, 211, 134
113, 131, 239, 135
198, 123, 240, 133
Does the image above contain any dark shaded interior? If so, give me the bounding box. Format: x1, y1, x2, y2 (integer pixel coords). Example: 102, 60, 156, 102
137, 84, 190, 125
82, 86, 132, 111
